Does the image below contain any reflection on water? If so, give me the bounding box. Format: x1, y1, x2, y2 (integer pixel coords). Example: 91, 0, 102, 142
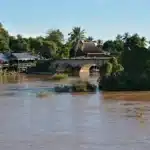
0, 75, 150, 149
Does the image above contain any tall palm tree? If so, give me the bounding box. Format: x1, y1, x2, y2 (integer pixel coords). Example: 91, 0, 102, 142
68, 27, 85, 57
97, 39, 103, 48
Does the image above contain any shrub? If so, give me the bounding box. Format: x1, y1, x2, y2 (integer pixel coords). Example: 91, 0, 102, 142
98, 72, 150, 91
54, 80, 97, 93
72, 80, 97, 92
50, 73, 68, 80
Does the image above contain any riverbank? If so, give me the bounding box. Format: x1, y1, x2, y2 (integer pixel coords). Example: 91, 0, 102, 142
102, 91, 150, 101
26, 72, 53, 75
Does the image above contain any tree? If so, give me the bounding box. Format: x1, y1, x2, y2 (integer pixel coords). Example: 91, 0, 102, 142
41, 41, 57, 58
1, 22, 150, 62
55, 43, 70, 59
0, 23, 9, 52
46, 29, 64, 45
97, 39, 103, 48
124, 33, 147, 49
68, 27, 85, 57
100, 57, 124, 76
122, 32, 130, 42
28, 37, 43, 54
103, 40, 115, 52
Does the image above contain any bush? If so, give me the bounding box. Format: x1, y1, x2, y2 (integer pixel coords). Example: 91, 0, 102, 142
50, 73, 68, 80
54, 80, 97, 93
72, 80, 97, 92
98, 72, 150, 91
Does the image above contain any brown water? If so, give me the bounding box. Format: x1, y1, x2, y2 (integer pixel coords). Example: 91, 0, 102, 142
0, 75, 150, 150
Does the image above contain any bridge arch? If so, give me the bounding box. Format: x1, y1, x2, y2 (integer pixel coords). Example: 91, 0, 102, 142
79, 64, 100, 79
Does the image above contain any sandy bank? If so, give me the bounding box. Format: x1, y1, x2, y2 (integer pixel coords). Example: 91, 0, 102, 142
102, 91, 150, 101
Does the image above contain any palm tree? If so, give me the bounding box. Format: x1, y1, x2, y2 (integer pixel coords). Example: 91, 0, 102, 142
97, 39, 103, 48
68, 27, 85, 57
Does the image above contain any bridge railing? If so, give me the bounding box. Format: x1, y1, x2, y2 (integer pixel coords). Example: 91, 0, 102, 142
57, 57, 111, 60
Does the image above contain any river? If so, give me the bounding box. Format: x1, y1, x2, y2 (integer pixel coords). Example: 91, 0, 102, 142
0, 75, 150, 149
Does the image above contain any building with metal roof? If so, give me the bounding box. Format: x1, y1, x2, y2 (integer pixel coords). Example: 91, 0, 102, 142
0, 53, 9, 62
11, 53, 40, 61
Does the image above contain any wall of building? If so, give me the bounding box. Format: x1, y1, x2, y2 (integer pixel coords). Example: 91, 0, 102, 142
52, 57, 110, 67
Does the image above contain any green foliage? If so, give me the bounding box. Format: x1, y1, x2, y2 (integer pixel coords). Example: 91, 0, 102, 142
50, 73, 68, 80
2, 22, 150, 90
0, 22, 150, 60
54, 81, 97, 93
99, 46, 150, 91
100, 57, 124, 76
46, 29, 64, 45
71, 80, 97, 92
0, 23, 71, 59
68, 27, 85, 57
105, 62, 113, 75
0, 23, 9, 52
121, 46, 150, 76
102, 32, 147, 53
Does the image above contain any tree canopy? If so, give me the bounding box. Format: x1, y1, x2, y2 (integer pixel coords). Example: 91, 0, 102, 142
0, 23, 150, 60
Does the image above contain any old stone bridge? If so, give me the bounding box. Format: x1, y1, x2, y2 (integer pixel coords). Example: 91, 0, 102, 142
51, 57, 111, 74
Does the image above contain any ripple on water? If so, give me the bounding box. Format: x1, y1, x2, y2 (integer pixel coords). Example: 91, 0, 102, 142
1, 77, 150, 149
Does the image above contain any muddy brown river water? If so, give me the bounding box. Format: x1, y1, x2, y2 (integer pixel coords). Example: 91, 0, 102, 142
0, 75, 150, 149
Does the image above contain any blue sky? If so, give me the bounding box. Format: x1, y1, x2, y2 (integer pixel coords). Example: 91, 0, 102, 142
0, 0, 150, 41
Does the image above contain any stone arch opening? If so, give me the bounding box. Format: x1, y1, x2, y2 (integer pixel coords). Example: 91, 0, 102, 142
79, 64, 100, 79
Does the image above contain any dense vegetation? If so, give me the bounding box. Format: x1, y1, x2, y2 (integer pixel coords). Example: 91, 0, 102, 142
49, 73, 68, 80
99, 36, 150, 91
54, 80, 97, 93
2, 22, 150, 90
2, 22, 149, 59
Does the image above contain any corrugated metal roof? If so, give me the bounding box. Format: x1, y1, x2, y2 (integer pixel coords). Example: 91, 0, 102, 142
12, 53, 39, 61
0, 53, 9, 62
